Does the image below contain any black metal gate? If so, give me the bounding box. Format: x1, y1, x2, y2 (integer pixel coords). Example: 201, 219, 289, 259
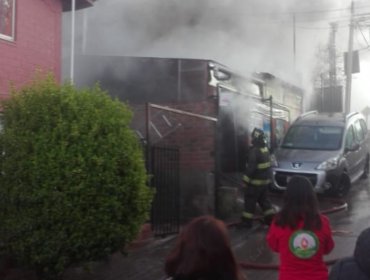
150, 145, 180, 237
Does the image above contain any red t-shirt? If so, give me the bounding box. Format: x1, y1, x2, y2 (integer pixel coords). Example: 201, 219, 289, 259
267, 214, 334, 280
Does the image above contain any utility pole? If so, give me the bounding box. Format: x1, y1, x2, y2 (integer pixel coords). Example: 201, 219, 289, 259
293, 13, 296, 70
320, 73, 324, 112
81, 9, 88, 54
329, 22, 338, 112
70, 0, 76, 84
345, 1, 355, 114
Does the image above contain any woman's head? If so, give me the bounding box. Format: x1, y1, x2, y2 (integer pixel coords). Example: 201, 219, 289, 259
165, 215, 244, 280
354, 227, 370, 277
276, 175, 322, 230
284, 176, 319, 211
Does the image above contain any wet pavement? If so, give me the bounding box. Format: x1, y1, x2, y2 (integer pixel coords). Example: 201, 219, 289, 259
238, 177, 370, 280
61, 176, 370, 280
4, 178, 370, 280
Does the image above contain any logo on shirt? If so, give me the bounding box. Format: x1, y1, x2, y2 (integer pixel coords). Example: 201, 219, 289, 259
289, 230, 319, 259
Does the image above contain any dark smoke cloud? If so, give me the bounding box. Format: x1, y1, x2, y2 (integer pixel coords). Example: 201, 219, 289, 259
63, 0, 370, 111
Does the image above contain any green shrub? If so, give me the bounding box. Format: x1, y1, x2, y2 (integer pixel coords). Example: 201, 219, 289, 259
0, 76, 153, 279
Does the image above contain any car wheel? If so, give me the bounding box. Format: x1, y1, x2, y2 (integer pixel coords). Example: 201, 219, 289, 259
361, 156, 369, 179
335, 175, 351, 198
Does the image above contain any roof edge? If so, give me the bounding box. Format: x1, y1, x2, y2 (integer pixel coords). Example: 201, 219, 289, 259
62, 0, 96, 12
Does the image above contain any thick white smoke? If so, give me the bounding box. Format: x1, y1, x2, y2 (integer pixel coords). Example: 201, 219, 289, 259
62, 0, 370, 113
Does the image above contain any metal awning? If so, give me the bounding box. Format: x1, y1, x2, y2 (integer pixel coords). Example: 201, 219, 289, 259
62, 0, 95, 11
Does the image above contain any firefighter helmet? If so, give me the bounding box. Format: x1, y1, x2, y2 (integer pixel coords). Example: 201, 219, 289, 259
251, 128, 266, 146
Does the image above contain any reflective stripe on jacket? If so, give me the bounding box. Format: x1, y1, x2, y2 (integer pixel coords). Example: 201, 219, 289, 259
243, 175, 271, 185
244, 145, 272, 186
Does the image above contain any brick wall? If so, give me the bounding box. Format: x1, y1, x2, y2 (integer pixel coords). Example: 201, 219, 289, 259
167, 101, 217, 220
0, 0, 62, 98
132, 99, 218, 221
132, 100, 217, 171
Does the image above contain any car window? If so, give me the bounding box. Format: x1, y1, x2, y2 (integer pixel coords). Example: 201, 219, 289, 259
354, 120, 364, 142
282, 125, 342, 150
345, 125, 355, 149
360, 119, 368, 137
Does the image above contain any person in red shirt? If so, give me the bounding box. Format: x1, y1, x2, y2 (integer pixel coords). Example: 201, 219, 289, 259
267, 175, 334, 280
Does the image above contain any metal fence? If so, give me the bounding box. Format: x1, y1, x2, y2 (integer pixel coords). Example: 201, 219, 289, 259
150, 145, 180, 237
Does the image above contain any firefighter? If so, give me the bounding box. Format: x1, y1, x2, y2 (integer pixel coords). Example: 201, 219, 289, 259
241, 128, 275, 228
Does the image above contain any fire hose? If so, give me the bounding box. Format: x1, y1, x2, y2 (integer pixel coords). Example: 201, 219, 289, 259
239, 258, 339, 270
227, 197, 347, 227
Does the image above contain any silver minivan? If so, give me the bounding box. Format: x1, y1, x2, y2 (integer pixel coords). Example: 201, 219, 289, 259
271, 111, 369, 197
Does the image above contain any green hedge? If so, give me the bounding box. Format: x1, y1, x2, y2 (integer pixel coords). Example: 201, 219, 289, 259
0, 76, 153, 279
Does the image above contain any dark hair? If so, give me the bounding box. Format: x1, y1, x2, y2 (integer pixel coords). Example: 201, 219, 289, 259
165, 215, 245, 280
275, 176, 322, 230
354, 227, 370, 274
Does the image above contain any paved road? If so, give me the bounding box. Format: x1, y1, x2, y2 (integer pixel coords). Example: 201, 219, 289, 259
6, 178, 369, 280
238, 176, 370, 280
63, 177, 370, 280
64, 176, 370, 280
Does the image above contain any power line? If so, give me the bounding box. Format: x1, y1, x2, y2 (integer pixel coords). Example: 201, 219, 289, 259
356, 21, 370, 48
242, 8, 370, 26
243, 4, 370, 18
274, 12, 370, 30
296, 24, 348, 30
292, 5, 370, 15
285, 12, 370, 23
242, 13, 370, 28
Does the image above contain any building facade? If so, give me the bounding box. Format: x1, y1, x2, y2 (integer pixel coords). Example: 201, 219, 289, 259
70, 55, 304, 224
0, 0, 94, 99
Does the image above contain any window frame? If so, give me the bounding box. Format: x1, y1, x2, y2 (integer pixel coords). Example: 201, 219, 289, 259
353, 120, 364, 143
345, 125, 355, 149
0, 0, 16, 42
359, 119, 368, 137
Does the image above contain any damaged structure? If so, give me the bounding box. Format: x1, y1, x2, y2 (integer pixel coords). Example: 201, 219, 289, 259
70, 55, 304, 235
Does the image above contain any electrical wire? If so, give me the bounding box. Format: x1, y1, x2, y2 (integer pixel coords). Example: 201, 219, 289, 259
242, 5, 370, 19
243, 9, 370, 26
293, 5, 370, 15
296, 24, 348, 30
356, 22, 370, 48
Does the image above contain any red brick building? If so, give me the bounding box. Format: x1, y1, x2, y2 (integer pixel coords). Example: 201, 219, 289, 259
0, 0, 94, 99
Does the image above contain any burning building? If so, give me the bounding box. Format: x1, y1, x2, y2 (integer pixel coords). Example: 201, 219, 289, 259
70, 55, 303, 233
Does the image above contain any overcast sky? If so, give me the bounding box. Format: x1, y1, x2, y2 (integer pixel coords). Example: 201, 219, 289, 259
62, 0, 370, 113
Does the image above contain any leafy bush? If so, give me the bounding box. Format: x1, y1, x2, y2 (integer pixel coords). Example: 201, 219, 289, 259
0, 76, 153, 278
